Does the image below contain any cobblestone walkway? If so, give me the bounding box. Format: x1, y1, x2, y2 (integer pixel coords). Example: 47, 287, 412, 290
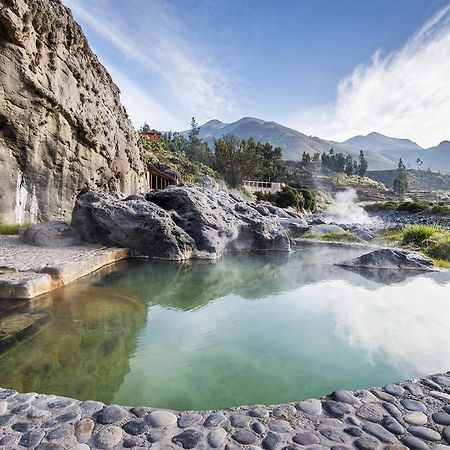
0, 372, 449, 449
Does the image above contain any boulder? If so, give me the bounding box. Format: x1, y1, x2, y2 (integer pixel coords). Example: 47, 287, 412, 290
338, 248, 435, 271
279, 218, 309, 238
19, 221, 81, 247
72, 186, 291, 260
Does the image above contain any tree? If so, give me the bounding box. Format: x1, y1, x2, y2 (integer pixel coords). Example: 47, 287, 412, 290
186, 117, 213, 165
393, 158, 408, 198
358, 150, 368, 177
301, 151, 311, 167
416, 158, 423, 169
344, 155, 354, 176
140, 122, 151, 132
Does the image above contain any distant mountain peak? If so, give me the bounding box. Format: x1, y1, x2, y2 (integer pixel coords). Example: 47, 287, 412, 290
343, 131, 423, 152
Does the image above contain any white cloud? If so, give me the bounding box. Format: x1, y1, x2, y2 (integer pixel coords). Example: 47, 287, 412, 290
104, 64, 183, 131
288, 5, 450, 148
64, 0, 237, 129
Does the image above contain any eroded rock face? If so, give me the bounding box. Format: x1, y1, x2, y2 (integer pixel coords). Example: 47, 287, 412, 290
338, 248, 435, 271
72, 186, 291, 260
0, 0, 146, 224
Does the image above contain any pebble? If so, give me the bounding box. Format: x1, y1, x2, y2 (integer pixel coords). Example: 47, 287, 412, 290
323, 400, 352, 417
292, 432, 320, 445
252, 421, 266, 435
333, 390, 359, 405
146, 410, 178, 428
319, 427, 347, 443
401, 399, 427, 412
355, 390, 379, 403
47, 399, 73, 409
249, 406, 270, 418
79, 400, 104, 414
122, 419, 148, 435
261, 432, 281, 449
18, 430, 45, 448
442, 426, 450, 444
405, 412, 428, 425
356, 403, 385, 422
172, 429, 202, 449
273, 404, 297, 419
232, 429, 257, 445
373, 389, 397, 403
268, 418, 293, 432
408, 426, 441, 441
47, 424, 72, 440
74, 418, 94, 443
434, 375, 450, 387
96, 405, 128, 424
130, 407, 148, 418
383, 402, 403, 419
344, 427, 363, 437
363, 422, 398, 443
178, 413, 202, 428
12, 421, 31, 432
207, 428, 227, 448
401, 435, 431, 450
405, 383, 424, 397
432, 412, 450, 425
354, 435, 380, 450
296, 399, 322, 415
55, 412, 78, 422
422, 379, 442, 391
230, 414, 251, 428
0, 389, 16, 399
95, 425, 123, 449
203, 412, 226, 428
384, 416, 405, 435
384, 384, 405, 396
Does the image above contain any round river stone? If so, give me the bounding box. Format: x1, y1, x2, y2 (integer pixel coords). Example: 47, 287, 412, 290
400, 399, 427, 412
146, 411, 178, 428
408, 426, 441, 441
97, 405, 128, 424
297, 399, 322, 415
293, 432, 320, 445
95, 426, 123, 449
172, 429, 202, 449
232, 430, 257, 445
207, 429, 227, 448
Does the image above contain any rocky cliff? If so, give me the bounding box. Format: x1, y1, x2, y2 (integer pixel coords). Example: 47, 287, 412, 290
0, 0, 147, 224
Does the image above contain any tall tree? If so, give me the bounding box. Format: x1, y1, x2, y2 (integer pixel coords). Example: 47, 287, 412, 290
358, 150, 368, 177
393, 158, 408, 198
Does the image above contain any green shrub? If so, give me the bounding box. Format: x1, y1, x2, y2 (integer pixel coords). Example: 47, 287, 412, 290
401, 224, 443, 246
397, 201, 428, 213
275, 186, 304, 210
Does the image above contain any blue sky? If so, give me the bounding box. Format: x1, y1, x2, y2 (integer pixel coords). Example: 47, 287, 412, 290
65, 0, 450, 147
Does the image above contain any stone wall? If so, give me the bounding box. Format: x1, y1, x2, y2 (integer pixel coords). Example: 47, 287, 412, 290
0, 0, 147, 224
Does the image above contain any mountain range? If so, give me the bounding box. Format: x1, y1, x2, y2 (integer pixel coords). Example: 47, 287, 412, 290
183, 117, 449, 171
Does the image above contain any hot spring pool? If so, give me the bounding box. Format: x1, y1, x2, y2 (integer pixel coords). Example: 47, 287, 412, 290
1, 246, 449, 411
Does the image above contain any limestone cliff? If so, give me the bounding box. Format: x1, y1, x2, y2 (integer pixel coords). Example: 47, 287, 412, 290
0, 0, 147, 224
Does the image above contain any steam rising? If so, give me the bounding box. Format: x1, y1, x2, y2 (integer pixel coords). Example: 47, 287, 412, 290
324, 188, 375, 225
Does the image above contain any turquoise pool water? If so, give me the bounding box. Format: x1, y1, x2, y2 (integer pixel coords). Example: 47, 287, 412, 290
1, 246, 449, 410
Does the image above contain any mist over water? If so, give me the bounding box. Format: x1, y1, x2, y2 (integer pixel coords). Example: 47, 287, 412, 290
324, 188, 378, 225
0, 248, 449, 410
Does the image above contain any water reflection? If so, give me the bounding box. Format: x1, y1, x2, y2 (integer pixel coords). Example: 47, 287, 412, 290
0, 247, 449, 410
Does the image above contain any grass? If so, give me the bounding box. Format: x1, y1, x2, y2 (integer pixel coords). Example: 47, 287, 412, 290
365, 200, 450, 215
0, 224, 25, 235
304, 231, 362, 243
382, 224, 450, 266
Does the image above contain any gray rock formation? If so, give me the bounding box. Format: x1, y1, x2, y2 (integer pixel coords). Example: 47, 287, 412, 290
19, 221, 80, 247
72, 186, 291, 260
338, 248, 435, 271
0, 0, 146, 225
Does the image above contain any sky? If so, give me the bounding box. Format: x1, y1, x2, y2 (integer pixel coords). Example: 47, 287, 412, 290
64, 0, 450, 148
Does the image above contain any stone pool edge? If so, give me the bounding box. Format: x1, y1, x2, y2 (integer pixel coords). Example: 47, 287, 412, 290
0, 371, 449, 449
0, 240, 130, 300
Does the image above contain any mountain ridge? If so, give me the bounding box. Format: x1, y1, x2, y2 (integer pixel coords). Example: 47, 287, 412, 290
182, 117, 448, 170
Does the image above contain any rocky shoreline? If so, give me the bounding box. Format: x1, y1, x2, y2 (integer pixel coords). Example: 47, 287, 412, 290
0, 372, 448, 449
